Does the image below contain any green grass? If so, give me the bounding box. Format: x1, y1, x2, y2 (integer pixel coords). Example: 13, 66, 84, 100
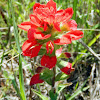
8, 0, 26, 99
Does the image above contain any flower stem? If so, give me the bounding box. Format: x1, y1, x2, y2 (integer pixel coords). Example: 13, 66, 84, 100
52, 66, 56, 93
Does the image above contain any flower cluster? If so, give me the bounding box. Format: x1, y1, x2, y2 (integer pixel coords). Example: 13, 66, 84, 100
18, 0, 83, 85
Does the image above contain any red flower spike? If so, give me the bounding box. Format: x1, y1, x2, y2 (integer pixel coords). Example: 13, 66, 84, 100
30, 74, 44, 86
22, 40, 41, 58
61, 62, 75, 75
18, 0, 84, 61
41, 55, 57, 69
18, 0, 80, 34
46, 41, 54, 54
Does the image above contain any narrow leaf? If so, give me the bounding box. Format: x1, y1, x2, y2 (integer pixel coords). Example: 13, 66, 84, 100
67, 86, 89, 100
57, 83, 72, 94
31, 89, 49, 100
12, 79, 22, 100
8, 0, 26, 99
49, 90, 58, 100
55, 72, 69, 81
40, 68, 54, 80
0, 51, 4, 70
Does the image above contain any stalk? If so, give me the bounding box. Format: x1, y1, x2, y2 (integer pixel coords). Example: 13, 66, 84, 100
52, 66, 56, 93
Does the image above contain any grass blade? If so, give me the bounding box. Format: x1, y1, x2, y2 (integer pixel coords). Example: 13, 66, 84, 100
12, 79, 22, 100
73, 0, 77, 20
67, 86, 89, 100
8, 0, 26, 99
67, 78, 89, 100
0, 50, 4, 70
31, 89, 49, 100
19, 54, 26, 100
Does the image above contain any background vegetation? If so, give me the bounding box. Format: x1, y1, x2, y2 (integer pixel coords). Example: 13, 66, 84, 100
0, 0, 100, 100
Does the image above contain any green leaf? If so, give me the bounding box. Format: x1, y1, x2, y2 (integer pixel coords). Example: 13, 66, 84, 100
27, 2, 35, 9
55, 72, 69, 81
31, 89, 49, 100
49, 90, 58, 100
57, 83, 72, 94
45, 78, 52, 85
75, 82, 79, 91
56, 60, 68, 68
67, 86, 89, 100
3, 71, 9, 78
64, 94, 71, 100
38, 48, 46, 55
40, 68, 54, 80
40, 68, 54, 85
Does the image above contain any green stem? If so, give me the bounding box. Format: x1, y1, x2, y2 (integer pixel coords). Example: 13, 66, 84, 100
52, 67, 56, 93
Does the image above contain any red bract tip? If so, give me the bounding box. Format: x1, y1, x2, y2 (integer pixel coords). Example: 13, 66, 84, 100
61, 62, 74, 75
28, 28, 51, 40
22, 40, 41, 58
35, 67, 44, 73
56, 47, 62, 55
30, 74, 44, 86
22, 39, 37, 52
18, 22, 32, 31
41, 55, 57, 69
64, 52, 71, 58
46, 0, 57, 13
54, 35, 72, 45
46, 41, 54, 54
67, 20, 77, 31
67, 30, 84, 40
